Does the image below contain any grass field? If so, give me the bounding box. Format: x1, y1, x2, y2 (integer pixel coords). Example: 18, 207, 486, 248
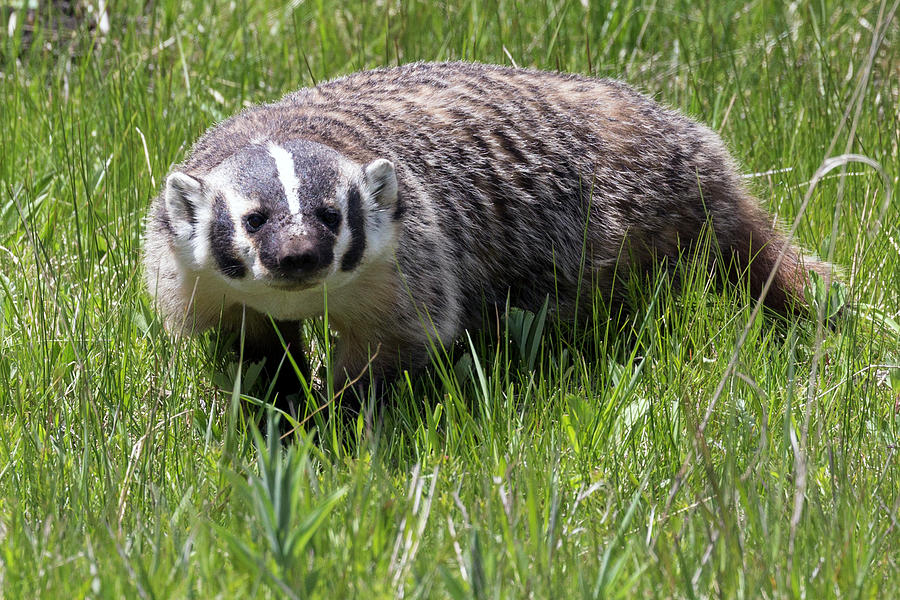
1, 0, 899, 597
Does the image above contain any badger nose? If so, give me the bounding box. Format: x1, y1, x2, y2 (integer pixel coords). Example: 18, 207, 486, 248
281, 250, 320, 273
277, 242, 324, 278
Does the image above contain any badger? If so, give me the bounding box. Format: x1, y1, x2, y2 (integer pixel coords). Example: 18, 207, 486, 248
143, 61, 832, 400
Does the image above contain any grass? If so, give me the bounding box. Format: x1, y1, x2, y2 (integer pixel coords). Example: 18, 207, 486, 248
1, 0, 898, 597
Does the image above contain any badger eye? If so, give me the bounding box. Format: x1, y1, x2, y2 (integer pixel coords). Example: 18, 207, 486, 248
318, 207, 341, 230
244, 212, 267, 233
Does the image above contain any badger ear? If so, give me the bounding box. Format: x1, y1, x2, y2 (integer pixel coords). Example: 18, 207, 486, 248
164, 172, 204, 237
364, 159, 397, 209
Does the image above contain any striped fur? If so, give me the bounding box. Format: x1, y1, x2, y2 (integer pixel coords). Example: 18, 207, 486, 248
143, 61, 832, 391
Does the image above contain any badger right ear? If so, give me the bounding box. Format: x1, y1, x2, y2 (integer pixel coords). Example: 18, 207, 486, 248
164, 172, 204, 238
364, 159, 398, 209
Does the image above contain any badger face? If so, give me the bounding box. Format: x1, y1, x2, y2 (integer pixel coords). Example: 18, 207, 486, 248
161, 139, 399, 314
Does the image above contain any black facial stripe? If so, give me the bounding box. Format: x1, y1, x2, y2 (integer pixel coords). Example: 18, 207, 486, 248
340, 186, 366, 272
210, 194, 247, 278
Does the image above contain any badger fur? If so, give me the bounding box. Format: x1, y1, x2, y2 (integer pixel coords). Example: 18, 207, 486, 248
143, 61, 832, 396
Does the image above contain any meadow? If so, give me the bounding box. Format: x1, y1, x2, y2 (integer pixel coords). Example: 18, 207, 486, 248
0, 0, 898, 597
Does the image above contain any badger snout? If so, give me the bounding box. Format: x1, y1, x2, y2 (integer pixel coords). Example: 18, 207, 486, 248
280, 246, 319, 273
277, 238, 329, 277
259, 232, 334, 284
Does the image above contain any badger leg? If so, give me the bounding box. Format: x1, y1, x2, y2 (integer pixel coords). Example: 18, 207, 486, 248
232, 309, 311, 409
330, 330, 435, 411
332, 338, 407, 394
329, 289, 461, 410
330, 338, 381, 416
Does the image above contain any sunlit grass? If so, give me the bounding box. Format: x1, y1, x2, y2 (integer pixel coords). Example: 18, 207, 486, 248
0, 0, 898, 597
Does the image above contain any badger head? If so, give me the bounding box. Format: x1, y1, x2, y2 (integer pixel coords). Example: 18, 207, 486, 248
161, 139, 399, 315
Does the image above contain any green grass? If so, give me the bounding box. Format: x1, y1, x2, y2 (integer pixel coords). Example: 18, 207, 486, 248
1, 0, 899, 597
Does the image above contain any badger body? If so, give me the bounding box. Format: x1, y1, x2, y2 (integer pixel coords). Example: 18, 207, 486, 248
144, 61, 830, 392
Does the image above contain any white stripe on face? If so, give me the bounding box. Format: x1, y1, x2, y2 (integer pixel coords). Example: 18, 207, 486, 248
267, 142, 301, 215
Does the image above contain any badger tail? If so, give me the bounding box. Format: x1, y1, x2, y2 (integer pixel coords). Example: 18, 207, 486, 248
726, 197, 836, 314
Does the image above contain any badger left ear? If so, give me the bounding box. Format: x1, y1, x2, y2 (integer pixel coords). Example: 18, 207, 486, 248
164, 171, 205, 239
364, 159, 397, 209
